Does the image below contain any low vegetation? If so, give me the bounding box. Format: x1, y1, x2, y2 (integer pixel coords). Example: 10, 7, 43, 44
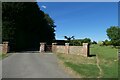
56, 44, 118, 78
0, 53, 2, 60
0, 53, 10, 60
57, 53, 99, 78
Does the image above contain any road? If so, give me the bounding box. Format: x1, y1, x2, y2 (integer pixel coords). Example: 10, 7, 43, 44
1, 52, 72, 78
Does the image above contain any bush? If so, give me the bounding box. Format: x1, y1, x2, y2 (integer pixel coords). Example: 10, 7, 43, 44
69, 40, 82, 46
92, 41, 97, 44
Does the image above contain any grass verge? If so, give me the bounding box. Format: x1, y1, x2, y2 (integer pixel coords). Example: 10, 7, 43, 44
64, 62, 99, 78
0, 53, 11, 60
56, 53, 99, 78
0, 53, 2, 60
56, 44, 118, 78
90, 45, 118, 78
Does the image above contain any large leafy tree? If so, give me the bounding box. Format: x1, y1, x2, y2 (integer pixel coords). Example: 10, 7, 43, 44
2, 2, 56, 51
0, 2, 2, 44
106, 26, 120, 46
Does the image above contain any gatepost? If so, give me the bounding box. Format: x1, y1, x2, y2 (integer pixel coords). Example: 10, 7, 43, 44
52, 43, 57, 52
65, 43, 69, 54
2, 41, 9, 54
83, 43, 89, 57
39, 42, 46, 53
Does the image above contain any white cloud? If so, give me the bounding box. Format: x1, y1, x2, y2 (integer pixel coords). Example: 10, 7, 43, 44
41, 5, 47, 9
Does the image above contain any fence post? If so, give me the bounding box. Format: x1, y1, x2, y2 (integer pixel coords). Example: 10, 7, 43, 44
65, 43, 69, 54
52, 43, 57, 53
2, 41, 9, 54
39, 42, 46, 53
83, 43, 89, 57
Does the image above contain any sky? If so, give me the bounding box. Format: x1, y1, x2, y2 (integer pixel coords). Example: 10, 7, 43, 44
37, 2, 118, 42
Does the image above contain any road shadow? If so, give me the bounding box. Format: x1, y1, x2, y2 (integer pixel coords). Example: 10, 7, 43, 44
9, 51, 40, 53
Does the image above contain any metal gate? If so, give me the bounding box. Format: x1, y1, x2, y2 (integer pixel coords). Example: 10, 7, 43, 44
45, 45, 52, 52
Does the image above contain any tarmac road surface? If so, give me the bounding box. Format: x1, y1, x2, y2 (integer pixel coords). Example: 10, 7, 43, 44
1, 53, 72, 78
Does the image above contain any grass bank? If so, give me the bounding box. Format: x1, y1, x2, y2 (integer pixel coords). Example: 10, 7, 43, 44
56, 44, 118, 78
56, 53, 99, 78
90, 45, 118, 78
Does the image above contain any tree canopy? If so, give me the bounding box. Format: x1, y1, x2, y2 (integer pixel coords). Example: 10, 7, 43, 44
0, 2, 2, 44
106, 26, 120, 46
64, 36, 75, 41
2, 2, 56, 51
69, 38, 91, 46
92, 41, 97, 44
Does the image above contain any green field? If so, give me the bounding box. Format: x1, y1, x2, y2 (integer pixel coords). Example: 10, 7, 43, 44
56, 44, 118, 78
90, 45, 118, 78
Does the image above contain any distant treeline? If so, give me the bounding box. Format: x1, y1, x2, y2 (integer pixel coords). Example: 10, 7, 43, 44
2, 2, 56, 51
65, 26, 120, 47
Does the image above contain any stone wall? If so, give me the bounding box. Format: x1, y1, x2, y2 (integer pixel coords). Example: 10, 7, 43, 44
53, 43, 89, 57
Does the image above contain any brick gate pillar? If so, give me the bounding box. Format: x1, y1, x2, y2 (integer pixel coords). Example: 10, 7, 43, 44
2, 41, 9, 54
39, 42, 46, 53
65, 43, 69, 54
52, 43, 57, 52
83, 43, 89, 57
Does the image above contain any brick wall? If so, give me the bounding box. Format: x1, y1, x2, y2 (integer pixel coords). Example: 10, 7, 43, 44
56, 45, 66, 53
52, 43, 89, 57
69, 46, 83, 55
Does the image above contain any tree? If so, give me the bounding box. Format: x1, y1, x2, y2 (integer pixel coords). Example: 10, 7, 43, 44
106, 26, 120, 46
92, 41, 97, 44
64, 36, 75, 42
82, 38, 91, 44
2, 2, 56, 51
69, 40, 82, 46
98, 41, 103, 46
68, 38, 91, 46
103, 39, 112, 46
0, 2, 2, 44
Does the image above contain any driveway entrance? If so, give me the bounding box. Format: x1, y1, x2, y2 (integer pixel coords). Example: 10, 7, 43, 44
2, 53, 72, 78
